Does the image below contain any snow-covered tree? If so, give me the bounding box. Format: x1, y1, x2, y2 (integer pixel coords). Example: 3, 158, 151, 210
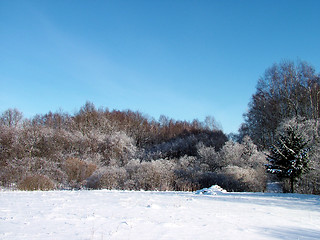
266, 126, 310, 193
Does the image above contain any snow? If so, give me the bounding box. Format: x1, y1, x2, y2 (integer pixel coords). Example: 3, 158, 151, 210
195, 185, 227, 195
0, 189, 320, 240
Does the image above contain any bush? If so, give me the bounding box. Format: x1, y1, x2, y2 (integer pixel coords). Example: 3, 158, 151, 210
294, 169, 320, 195
173, 156, 201, 191
0, 157, 66, 188
215, 137, 267, 192
221, 166, 266, 192
64, 157, 97, 188
197, 144, 221, 171
132, 160, 175, 191
98, 166, 127, 189
173, 169, 200, 191
18, 174, 56, 191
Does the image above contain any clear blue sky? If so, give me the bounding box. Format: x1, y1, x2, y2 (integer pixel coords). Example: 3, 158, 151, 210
1, 0, 320, 133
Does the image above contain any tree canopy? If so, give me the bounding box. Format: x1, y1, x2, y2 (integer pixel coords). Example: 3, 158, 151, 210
240, 60, 320, 149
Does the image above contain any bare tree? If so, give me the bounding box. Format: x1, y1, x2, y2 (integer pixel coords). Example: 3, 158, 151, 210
0, 108, 23, 127
243, 60, 320, 149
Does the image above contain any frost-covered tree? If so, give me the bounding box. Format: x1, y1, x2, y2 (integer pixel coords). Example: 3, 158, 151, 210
266, 126, 310, 193
242, 60, 320, 149
217, 137, 267, 192
0, 108, 23, 128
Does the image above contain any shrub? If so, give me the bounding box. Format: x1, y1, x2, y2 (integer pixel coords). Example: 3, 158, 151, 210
216, 137, 267, 192
0, 157, 66, 188
128, 159, 175, 191
293, 168, 320, 195
64, 157, 97, 188
197, 144, 221, 171
98, 166, 127, 189
18, 174, 56, 191
221, 166, 266, 192
173, 169, 200, 191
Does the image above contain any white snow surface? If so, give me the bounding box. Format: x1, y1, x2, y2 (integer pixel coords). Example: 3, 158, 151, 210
195, 185, 227, 195
1, 189, 320, 240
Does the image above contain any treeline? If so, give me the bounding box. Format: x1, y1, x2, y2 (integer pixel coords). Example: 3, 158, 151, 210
240, 60, 320, 194
2, 59, 319, 194
0, 104, 266, 192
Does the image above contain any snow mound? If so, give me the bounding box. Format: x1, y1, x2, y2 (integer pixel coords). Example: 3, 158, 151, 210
195, 185, 227, 195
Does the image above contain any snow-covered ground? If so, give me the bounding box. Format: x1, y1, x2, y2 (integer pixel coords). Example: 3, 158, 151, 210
0, 188, 319, 240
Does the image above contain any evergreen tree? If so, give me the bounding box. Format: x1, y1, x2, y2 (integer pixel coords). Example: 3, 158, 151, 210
266, 126, 310, 193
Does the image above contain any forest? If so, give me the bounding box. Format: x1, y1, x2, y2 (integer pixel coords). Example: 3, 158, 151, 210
1, 60, 319, 194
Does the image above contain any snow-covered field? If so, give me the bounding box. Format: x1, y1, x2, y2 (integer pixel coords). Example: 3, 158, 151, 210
1, 187, 320, 240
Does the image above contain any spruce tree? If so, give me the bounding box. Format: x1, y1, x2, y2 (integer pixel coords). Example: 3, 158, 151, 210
266, 126, 310, 193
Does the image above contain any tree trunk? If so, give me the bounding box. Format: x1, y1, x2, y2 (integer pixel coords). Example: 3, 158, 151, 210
290, 176, 294, 193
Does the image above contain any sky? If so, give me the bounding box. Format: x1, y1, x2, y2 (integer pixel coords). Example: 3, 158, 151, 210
1, 0, 320, 134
